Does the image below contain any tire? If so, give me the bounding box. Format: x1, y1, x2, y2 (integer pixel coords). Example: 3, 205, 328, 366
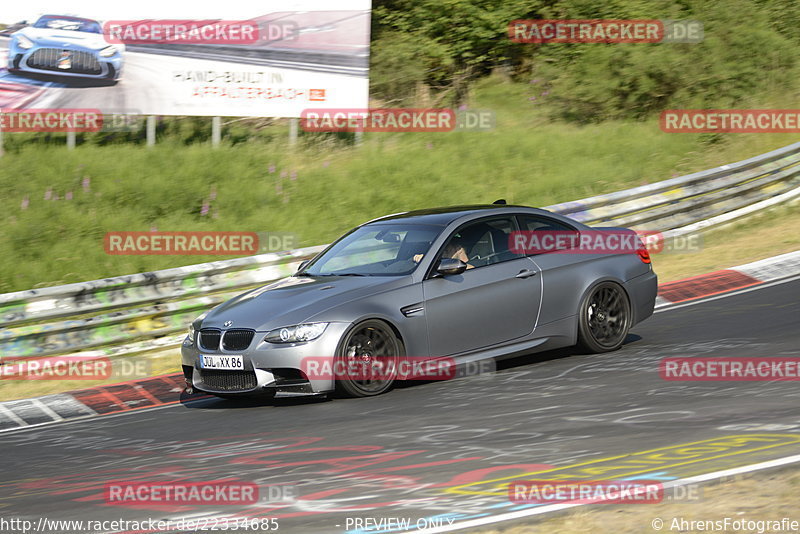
576, 281, 631, 353
334, 319, 403, 398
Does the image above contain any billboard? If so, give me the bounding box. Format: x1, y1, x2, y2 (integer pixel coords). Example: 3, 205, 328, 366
0, 0, 370, 116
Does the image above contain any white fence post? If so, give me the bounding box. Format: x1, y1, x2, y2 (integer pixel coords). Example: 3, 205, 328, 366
211, 116, 221, 148
146, 116, 156, 147
288, 118, 298, 147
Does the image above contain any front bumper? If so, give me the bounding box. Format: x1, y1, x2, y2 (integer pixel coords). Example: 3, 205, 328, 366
9, 44, 123, 80
181, 322, 351, 397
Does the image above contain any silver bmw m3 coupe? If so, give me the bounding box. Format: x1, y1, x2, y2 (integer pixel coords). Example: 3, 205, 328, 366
181, 203, 657, 398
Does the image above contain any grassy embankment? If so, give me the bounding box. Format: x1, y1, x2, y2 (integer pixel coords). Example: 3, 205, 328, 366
2, 77, 799, 293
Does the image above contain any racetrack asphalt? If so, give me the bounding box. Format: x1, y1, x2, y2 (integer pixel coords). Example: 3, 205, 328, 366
1, 277, 799, 533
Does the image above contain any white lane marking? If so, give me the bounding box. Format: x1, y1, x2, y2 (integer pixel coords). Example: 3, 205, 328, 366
30, 398, 64, 421
655, 273, 800, 313
0, 404, 29, 427
654, 295, 670, 308
415, 453, 800, 533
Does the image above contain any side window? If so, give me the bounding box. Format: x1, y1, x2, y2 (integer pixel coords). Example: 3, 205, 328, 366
439, 217, 523, 269
518, 215, 574, 232
515, 215, 579, 255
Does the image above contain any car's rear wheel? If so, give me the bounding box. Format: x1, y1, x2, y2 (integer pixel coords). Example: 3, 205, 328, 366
577, 281, 631, 353
334, 320, 402, 397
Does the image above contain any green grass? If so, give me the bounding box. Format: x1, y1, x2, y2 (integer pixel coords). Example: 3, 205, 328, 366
1, 77, 798, 292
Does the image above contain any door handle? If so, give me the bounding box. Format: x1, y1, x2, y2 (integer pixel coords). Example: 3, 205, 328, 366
515, 269, 538, 279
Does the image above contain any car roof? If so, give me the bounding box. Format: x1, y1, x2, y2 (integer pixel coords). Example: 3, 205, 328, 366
38, 15, 99, 23
365, 204, 554, 226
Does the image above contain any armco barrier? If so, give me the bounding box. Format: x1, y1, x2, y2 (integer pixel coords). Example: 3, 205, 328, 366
0, 246, 325, 358
1, 142, 799, 360
547, 140, 800, 229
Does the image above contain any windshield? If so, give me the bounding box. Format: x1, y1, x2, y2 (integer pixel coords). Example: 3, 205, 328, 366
33, 16, 102, 34
303, 224, 441, 276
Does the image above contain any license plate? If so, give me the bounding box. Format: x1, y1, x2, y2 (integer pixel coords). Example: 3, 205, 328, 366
58, 56, 71, 69
199, 354, 244, 370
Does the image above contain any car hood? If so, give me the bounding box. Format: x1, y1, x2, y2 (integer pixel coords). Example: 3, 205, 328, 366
200, 275, 408, 332
20, 27, 109, 49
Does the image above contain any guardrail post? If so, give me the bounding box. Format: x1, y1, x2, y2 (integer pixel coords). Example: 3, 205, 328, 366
0, 120, 4, 158
288, 118, 299, 147
66, 131, 76, 150
211, 116, 221, 148
146, 116, 156, 147
354, 130, 363, 146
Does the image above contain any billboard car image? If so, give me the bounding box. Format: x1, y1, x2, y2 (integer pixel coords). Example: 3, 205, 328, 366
9, 15, 124, 83
0, 0, 370, 115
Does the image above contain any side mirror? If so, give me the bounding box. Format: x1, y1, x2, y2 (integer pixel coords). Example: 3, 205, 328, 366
296, 260, 310, 273
436, 258, 467, 276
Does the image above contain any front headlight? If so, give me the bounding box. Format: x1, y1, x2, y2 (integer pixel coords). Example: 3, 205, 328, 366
16, 35, 34, 49
99, 46, 117, 57
184, 323, 196, 346
265, 323, 328, 344
184, 311, 208, 345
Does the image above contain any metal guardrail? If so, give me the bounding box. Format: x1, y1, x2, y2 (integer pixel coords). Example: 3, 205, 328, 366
548, 140, 800, 228
0, 247, 325, 358
2, 142, 799, 360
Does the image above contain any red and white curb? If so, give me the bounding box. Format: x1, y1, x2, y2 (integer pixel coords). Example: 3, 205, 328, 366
2, 250, 799, 432
654, 249, 800, 307
0, 374, 197, 432
0, 79, 49, 110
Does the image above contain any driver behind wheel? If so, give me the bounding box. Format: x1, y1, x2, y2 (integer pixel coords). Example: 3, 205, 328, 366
443, 240, 474, 268
412, 240, 474, 269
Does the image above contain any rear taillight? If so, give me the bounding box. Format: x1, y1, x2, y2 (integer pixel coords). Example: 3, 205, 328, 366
637, 246, 651, 264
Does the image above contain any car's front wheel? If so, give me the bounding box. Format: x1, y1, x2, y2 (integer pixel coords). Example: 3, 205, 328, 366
334, 320, 402, 397
577, 281, 631, 353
